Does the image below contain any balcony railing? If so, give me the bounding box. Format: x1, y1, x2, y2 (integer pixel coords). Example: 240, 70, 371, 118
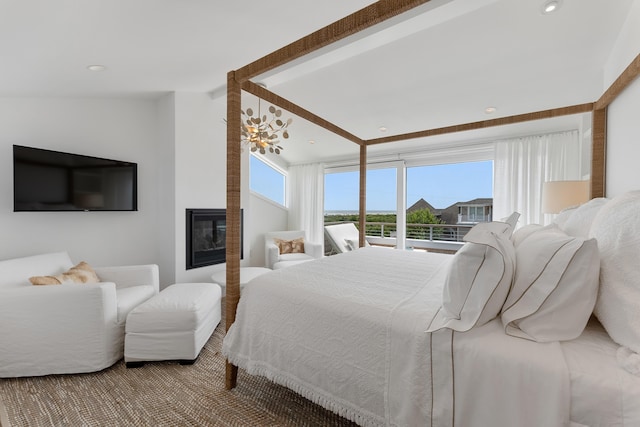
362, 221, 473, 242
325, 221, 472, 254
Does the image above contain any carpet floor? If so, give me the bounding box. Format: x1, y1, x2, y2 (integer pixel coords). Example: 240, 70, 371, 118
0, 305, 357, 427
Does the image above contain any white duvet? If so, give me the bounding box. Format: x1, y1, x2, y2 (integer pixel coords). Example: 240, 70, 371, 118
222, 247, 571, 426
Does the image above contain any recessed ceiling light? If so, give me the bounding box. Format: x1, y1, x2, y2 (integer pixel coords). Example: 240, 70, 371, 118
541, 0, 562, 14
87, 65, 107, 72
484, 106, 497, 114
378, 126, 388, 133
308, 140, 316, 144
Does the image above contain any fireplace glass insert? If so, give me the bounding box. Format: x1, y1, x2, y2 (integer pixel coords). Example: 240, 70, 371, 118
186, 208, 243, 269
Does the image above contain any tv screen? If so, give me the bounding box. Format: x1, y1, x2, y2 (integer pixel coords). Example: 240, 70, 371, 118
13, 145, 138, 212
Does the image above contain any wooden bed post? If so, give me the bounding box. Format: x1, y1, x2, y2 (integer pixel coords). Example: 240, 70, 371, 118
359, 145, 367, 248
225, 71, 242, 390
591, 108, 607, 199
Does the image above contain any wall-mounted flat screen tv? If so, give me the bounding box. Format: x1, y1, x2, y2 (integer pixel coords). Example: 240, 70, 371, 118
13, 145, 138, 212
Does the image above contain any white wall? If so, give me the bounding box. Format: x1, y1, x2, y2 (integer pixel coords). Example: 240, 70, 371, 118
604, 0, 640, 87
604, 0, 640, 197
607, 78, 640, 197
0, 93, 289, 287
248, 192, 288, 267
0, 97, 166, 273
173, 92, 227, 284
155, 94, 177, 286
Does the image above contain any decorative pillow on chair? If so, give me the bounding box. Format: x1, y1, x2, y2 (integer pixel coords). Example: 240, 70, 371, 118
501, 225, 599, 342
29, 261, 100, 285
274, 237, 305, 254
427, 221, 515, 333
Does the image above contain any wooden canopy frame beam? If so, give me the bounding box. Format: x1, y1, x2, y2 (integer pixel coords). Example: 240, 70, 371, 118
226, 0, 640, 388
234, 0, 433, 83
242, 81, 364, 146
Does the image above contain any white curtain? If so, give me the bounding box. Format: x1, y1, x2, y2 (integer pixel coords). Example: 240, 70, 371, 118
493, 130, 585, 226
287, 162, 325, 244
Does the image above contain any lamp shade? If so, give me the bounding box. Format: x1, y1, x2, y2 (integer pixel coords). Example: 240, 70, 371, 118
542, 180, 590, 214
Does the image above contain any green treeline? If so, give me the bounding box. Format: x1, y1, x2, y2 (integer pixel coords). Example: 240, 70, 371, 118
324, 208, 441, 225
325, 208, 444, 239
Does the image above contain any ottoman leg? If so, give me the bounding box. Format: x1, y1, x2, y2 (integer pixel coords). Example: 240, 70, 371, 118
126, 361, 145, 369
178, 355, 199, 366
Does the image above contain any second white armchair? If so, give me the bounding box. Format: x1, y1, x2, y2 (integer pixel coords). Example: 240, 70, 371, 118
264, 230, 322, 269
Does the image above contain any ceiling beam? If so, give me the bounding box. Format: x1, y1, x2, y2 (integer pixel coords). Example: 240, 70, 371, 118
235, 0, 432, 83
364, 103, 595, 145
242, 80, 364, 146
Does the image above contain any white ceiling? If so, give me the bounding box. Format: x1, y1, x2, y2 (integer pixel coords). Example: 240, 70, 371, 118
1, 0, 634, 165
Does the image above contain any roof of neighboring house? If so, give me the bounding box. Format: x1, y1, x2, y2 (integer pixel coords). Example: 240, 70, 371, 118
445, 198, 493, 208
407, 198, 437, 214
408, 197, 493, 212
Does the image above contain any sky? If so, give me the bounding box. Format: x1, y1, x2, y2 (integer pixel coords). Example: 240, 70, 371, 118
250, 156, 494, 212
325, 160, 494, 211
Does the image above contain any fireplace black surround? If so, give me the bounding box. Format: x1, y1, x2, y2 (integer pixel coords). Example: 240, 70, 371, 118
186, 209, 242, 270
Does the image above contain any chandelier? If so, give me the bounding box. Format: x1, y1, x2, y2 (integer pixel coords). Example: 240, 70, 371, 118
241, 100, 292, 155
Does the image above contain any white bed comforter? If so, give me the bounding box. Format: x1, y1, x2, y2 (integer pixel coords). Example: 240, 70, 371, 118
222, 247, 571, 426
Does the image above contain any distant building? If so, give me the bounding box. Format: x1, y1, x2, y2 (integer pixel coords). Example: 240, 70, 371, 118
407, 198, 441, 219
407, 197, 493, 225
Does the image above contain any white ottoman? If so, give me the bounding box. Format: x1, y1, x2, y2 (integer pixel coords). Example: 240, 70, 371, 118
124, 282, 221, 367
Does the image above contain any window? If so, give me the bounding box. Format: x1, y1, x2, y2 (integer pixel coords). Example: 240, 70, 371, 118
324, 159, 493, 251
250, 154, 286, 206
459, 205, 490, 223
324, 167, 398, 214
406, 161, 493, 216
324, 164, 401, 249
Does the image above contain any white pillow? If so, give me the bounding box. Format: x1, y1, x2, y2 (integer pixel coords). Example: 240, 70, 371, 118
590, 191, 640, 354
560, 197, 608, 237
551, 206, 578, 229
511, 223, 545, 248
427, 221, 515, 332
501, 211, 521, 233
501, 225, 600, 342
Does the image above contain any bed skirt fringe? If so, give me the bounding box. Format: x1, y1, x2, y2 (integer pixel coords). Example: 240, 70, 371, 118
224, 353, 383, 427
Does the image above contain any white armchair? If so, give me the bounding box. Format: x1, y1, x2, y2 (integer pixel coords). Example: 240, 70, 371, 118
265, 230, 323, 269
0, 251, 159, 378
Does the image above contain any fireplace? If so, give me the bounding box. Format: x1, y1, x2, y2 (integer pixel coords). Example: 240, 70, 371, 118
186, 209, 243, 270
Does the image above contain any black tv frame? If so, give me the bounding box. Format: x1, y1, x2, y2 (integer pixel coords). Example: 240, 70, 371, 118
13, 145, 138, 212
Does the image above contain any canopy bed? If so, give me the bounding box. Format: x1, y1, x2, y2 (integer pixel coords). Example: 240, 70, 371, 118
223, 0, 640, 425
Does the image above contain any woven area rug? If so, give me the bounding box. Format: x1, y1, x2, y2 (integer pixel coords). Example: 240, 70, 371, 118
0, 301, 356, 427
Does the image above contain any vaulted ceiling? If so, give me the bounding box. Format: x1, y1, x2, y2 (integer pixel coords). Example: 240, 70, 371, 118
1, 0, 634, 164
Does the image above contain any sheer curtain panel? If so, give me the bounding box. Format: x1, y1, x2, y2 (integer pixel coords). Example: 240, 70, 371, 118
494, 130, 585, 226
287, 163, 325, 244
